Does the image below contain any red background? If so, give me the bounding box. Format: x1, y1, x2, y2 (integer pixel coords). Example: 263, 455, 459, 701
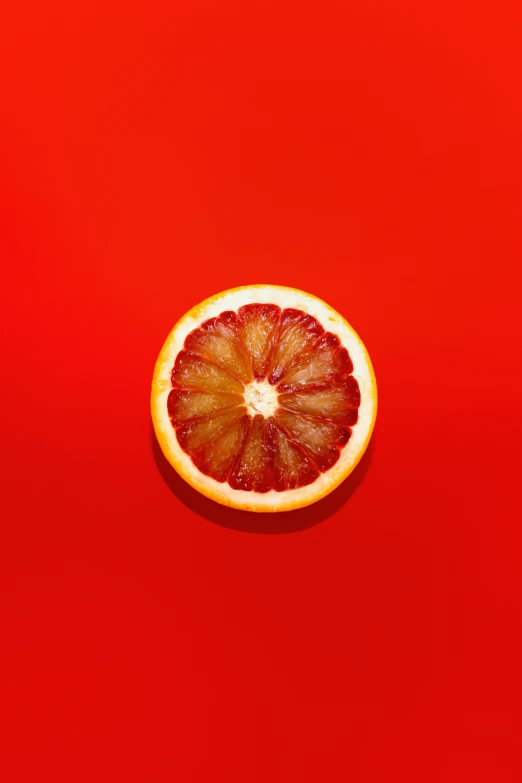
1, 2, 522, 780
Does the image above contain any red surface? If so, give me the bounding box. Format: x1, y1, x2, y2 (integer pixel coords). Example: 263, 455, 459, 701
1, 2, 522, 781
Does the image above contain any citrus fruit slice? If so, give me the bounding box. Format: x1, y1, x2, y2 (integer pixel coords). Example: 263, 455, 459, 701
151, 285, 377, 512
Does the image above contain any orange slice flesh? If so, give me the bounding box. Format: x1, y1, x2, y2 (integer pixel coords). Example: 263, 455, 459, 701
237, 304, 281, 380
274, 409, 350, 472
171, 308, 356, 485
278, 377, 361, 425
172, 351, 244, 394
229, 414, 274, 493
167, 388, 243, 425
151, 285, 377, 512
184, 310, 253, 384
277, 332, 353, 391
267, 308, 324, 385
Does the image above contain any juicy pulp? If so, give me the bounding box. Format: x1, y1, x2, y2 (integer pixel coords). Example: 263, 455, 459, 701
168, 304, 361, 492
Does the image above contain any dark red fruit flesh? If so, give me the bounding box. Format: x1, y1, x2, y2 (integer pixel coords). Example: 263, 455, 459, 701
237, 304, 281, 380
168, 304, 361, 491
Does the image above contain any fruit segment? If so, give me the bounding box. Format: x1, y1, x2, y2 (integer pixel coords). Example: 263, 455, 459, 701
237, 304, 281, 379
172, 351, 244, 394
168, 388, 242, 425
185, 311, 253, 384
186, 413, 251, 482
266, 418, 320, 490
176, 408, 247, 453
278, 376, 361, 425
267, 309, 324, 385
229, 414, 273, 492
274, 409, 351, 471
278, 332, 353, 391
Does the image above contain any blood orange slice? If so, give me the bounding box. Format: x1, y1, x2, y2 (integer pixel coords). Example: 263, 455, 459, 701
151, 285, 377, 512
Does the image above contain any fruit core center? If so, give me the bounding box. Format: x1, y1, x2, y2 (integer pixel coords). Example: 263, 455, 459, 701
243, 380, 278, 418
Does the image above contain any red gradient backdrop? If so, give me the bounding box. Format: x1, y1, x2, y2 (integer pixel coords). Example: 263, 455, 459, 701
1, 2, 522, 781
